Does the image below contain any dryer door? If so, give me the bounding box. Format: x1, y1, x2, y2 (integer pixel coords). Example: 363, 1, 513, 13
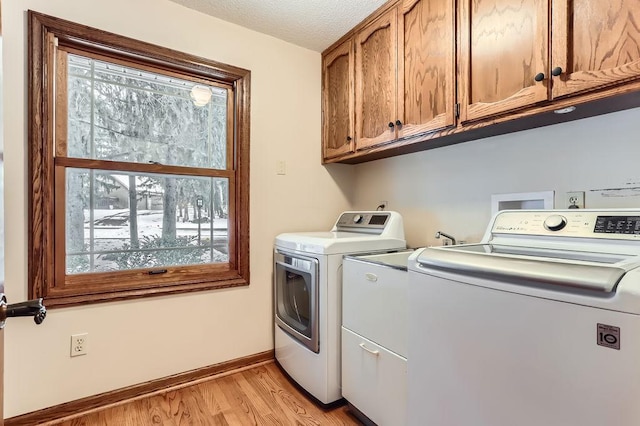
274, 250, 319, 353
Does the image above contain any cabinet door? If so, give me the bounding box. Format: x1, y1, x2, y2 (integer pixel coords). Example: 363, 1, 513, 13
458, 0, 549, 122
322, 39, 355, 160
397, 0, 456, 138
355, 9, 398, 150
551, 0, 640, 99
342, 327, 407, 426
343, 257, 408, 357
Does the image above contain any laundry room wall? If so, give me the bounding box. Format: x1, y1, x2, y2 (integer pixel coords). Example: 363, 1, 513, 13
351, 107, 640, 248
2, 0, 353, 417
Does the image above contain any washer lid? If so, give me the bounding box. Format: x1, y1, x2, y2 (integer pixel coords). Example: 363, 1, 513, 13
275, 231, 406, 255
413, 244, 633, 293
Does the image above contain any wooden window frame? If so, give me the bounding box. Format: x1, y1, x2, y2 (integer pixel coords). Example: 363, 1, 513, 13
28, 11, 251, 308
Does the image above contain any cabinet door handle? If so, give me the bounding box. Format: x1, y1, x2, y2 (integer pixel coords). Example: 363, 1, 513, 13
534, 72, 545, 82
551, 67, 563, 77
395, 120, 402, 127
346, 136, 352, 141
388, 121, 395, 129
365, 273, 378, 282
359, 342, 380, 356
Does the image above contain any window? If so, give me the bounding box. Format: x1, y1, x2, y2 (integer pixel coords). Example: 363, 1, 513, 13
28, 11, 250, 307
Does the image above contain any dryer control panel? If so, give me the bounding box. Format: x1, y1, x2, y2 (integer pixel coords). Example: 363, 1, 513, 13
332, 211, 405, 239
336, 212, 389, 230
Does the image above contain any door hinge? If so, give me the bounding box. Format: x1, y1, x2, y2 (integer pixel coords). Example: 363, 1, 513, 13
455, 103, 461, 119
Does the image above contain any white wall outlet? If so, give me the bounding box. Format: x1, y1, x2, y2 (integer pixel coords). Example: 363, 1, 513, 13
566, 191, 585, 209
276, 160, 286, 175
70, 333, 88, 357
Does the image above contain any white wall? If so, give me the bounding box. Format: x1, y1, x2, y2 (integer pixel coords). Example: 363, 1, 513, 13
353, 107, 640, 248
2, 0, 353, 417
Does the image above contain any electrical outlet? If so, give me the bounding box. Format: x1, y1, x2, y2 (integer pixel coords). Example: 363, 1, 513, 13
70, 333, 88, 357
378, 200, 388, 210
276, 160, 286, 175
566, 191, 585, 209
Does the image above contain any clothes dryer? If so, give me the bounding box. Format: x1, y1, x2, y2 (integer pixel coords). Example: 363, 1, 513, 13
274, 211, 405, 405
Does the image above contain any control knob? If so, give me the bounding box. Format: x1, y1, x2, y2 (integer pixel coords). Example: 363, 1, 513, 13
544, 214, 567, 231
353, 214, 364, 224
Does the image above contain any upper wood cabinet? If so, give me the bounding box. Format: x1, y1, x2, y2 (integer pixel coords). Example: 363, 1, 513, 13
550, 0, 640, 99
458, 0, 549, 123
397, 0, 456, 139
459, 0, 640, 123
354, 0, 457, 152
322, 0, 640, 163
322, 39, 355, 160
355, 9, 398, 150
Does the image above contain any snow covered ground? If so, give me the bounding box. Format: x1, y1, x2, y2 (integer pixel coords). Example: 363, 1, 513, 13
85, 209, 228, 240
69, 209, 229, 273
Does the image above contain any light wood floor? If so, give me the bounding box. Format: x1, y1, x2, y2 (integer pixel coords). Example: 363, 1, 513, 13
51, 361, 363, 425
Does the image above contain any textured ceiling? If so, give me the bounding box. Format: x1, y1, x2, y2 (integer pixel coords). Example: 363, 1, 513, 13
168, 0, 388, 52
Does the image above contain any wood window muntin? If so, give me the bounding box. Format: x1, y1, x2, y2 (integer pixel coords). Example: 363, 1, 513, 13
29, 11, 250, 307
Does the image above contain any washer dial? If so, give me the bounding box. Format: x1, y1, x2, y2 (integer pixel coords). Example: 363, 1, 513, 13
544, 214, 567, 231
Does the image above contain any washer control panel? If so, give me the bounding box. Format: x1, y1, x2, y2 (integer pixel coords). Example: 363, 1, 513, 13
492, 210, 640, 240
594, 215, 640, 235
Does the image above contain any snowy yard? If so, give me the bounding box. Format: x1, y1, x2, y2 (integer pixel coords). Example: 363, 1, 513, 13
86, 209, 228, 240
68, 209, 229, 274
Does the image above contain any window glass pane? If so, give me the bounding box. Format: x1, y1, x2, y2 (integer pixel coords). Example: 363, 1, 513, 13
66, 168, 229, 274
66, 54, 228, 169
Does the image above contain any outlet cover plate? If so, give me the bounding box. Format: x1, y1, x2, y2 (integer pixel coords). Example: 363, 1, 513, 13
71, 333, 88, 357
566, 191, 585, 209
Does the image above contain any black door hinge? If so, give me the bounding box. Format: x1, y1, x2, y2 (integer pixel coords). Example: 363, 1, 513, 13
455, 103, 461, 119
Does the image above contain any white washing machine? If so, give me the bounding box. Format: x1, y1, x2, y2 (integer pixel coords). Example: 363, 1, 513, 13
274, 211, 405, 405
408, 209, 640, 426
